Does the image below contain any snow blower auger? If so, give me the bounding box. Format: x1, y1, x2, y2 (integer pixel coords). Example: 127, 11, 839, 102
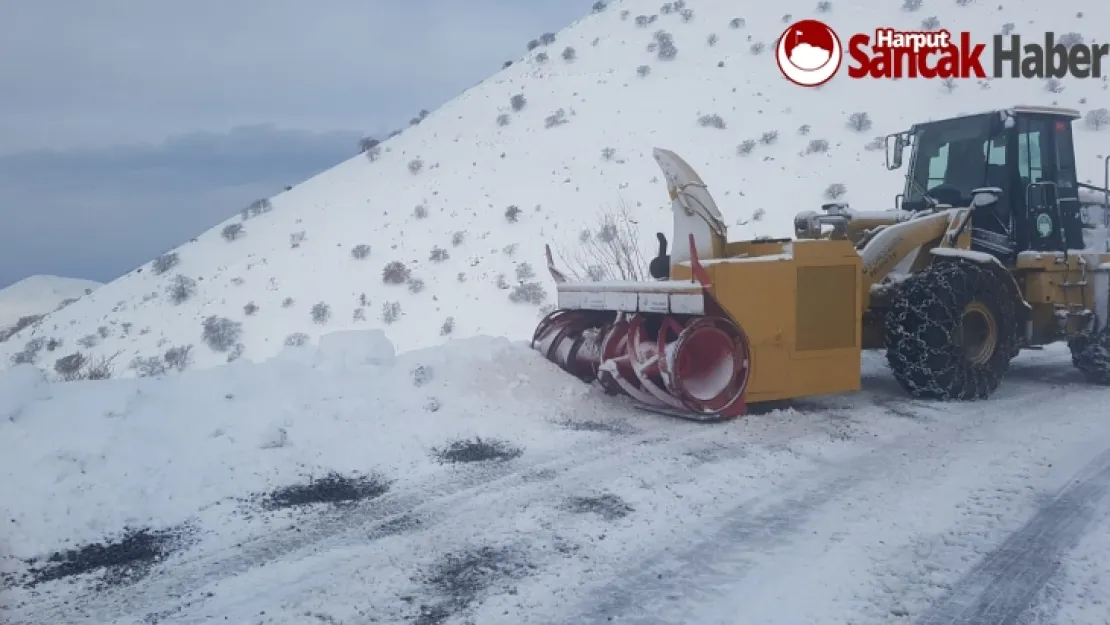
533, 105, 1110, 421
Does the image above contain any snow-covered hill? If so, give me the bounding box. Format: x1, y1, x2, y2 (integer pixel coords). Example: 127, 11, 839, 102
2, 0, 1107, 376
0, 276, 100, 341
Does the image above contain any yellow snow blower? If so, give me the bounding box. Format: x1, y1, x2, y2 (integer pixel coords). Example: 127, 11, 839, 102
532, 105, 1110, 420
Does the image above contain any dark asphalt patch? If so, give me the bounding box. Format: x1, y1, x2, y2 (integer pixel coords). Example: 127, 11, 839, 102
261, 471, 390, 510
409, 545, 535, 625
562, 494, 634, 520
431, 437, 523, 464
14, 524, 192, 590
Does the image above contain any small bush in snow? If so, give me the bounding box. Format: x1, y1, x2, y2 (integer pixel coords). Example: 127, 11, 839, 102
865, 136, 885, 150
201, 316, 242, 353
407, 278, 425, 294
592, 0, 607, 11
698, 113, 726, 129
353, 308, 366, 321
441, 317, 455, 336
226, 343, 245, 363
1085, 108, 1110, 130
545, 109, 569, 128
98, 325, 110, 339
750, 42, 765, 54
82, 356, 114, 380
540, 32, 556, 45
505, 205, 523, 223
817, 1, 832, 12
510, 282, 547, 305
351, 244, 371, 259
637, 64, 652, 77
601, 147, 617, 160
921, 16, 940, 30
807, 139, 830, 154
359, 137, 380, 153
282, 297, 295, 308
451, 231, 465, 246
54, 352, 87, 380
661, 2, 676, 13
364, 145, 381, 162
244, 302, 259, 315
760, 130, 779, 144
242, 198, 273, 219
130, 355, 166, 378
222, 223, 245, 241
497, 113, 510, 127
413, 204, 428, 219
824, 183, 847, 199
527, 39, 540, 51
408, 159, 424, 174
729, 17, 745, 28
1058, 32, 1083, 48
382, 261, 411, 284
284, 332, 310, 347
657, 40, 677, 60
167, 274, 197, 304
77, 334, 99, 348
847, 112, 872, 132
412, 365, 433, 387
516, 262, 536, 280
737, 140, 756, 156
535, 52, 549, 63
752, 208, 766, 221
290, 231, 306, 248
902, 0, 922, 11
311, 302, 331, 324
798, 124, 811, 135
510, 94, 526, 111
1045, 78, 1065, 93
635, 15, 656, 27
562, 46, 576, 61
941, 77, 958, 92
707, 33, 718, 46
382, 301, 401, 324
430, 246, 449, 262
621, 9, 630, 19
1001, 22, 1015, 35
151, 252, 179, 275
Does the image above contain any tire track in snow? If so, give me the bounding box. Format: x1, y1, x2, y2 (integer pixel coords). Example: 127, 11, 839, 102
912, 448, 1110, 625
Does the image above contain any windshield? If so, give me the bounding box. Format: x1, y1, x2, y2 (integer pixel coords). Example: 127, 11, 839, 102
903, 115, 1000, 210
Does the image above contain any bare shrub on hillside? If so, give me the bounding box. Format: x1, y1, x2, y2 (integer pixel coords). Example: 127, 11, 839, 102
243, 302, 258, 315
635, 15, 657, 27
798, 124, 811, 135
535, 52, 549, 63
164, 345, 193, 371
562, 46, 576, 61
750, 42, 765, 55
241, 198, 273, 220
807, 139, 830, 154
601, 147, 617, 160
408, 159, 424, 174
407, 278, 425, 294
557, 202, 648, 282
680, 8, 693, 21
151, 252, 179, 275
505, 205, 523, 223
452, 231, 465, 246
82, 355, 116, 380
351, 244, 371, 259
284, 332, 310, 347
382, 301, 402, 324
0, 314, 43, 343
364, 145, 381, 161
848, 112, 872, 132
921, 16, 940, 30
1085, 108, 1110, 130
1045, 78, 1065, 93
511, 94, 526, 111
698, 113, 726, 128
637, 64, 652, 77
222, 223, 244, 241
657, 40, 678, 60
707, 33, 718, 46
130, 355, 167, 378
414, 204, 428, 219
201, 316, 242, 352
311, 302, 331, 324
729, 17, 745, 28
540, 32, 556, 45
382, 261, 411, 284
441, 317, 455, 335
824, 183, 847, 199
167, 274, 197, 304
282, 297, 295, 308
760, 130, 779, 144
509, 282, 547, 305
902, 0, 922, 11
527, 39, 540, 51
817, 1, 832, 11
226, 343, 245, 363
592, 1, 607, 12
77, 334, 99, 348
516, 262, 536, 280
290, 231, 306, 248
737, 140, 756, 156
865, 136, 885, 151
942, 77, 958, 92
430, 246, 449, 262
497, 113, 511, 127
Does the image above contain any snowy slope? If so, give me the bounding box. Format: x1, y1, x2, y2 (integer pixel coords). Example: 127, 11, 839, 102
4, 333, 1110, 624
0, 276, 100, 335
1, 0, 1107, 376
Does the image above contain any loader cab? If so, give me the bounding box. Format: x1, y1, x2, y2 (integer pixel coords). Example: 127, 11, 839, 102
888, 105, 1085, 261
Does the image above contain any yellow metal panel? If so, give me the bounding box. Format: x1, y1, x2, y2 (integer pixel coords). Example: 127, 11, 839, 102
796, 265, 857, 351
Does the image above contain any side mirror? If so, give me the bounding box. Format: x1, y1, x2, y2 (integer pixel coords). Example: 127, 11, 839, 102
885, 133, 905, 170
970, 187, 1002, 209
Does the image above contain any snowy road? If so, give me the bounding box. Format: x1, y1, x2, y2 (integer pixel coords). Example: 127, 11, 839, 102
8, 348, 1110, 625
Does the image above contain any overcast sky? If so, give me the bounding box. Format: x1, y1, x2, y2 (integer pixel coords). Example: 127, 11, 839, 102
0, 0, 590, 289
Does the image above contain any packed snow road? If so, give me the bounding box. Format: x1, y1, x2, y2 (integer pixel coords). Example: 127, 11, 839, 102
5, 343, 1110, 625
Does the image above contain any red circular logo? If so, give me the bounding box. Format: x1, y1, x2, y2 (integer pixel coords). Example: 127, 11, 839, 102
776, 19, 843, 87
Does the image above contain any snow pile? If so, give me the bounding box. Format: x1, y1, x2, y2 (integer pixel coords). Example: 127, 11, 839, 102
1, 0, 1107, 375
0, 275, 100, 340
0, 331, 605, 562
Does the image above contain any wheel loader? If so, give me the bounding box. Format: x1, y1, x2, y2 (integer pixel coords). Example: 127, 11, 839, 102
532, 104, 1110, 420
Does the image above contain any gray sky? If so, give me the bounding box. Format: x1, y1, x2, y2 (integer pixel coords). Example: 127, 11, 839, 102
0, 0, 590, 289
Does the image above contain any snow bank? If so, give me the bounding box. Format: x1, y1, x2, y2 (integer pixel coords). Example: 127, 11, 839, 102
0, 331, 596, 559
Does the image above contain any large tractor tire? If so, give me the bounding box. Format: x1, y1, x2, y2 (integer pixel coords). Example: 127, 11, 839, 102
885, 259, 1019, 400
1068, 327, 1110, 385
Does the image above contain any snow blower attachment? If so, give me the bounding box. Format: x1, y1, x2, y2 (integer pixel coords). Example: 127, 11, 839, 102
534, 106, 1110, 420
